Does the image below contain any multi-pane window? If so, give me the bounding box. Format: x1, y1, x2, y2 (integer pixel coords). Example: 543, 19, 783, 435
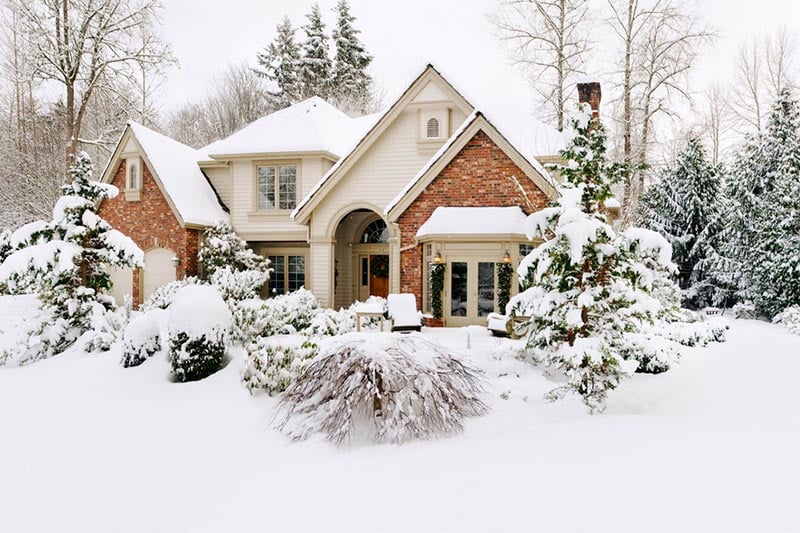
267, 254, 305, 296
258, 165, 296, 211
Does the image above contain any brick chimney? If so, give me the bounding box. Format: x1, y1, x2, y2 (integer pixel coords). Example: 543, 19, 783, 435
577, 81, 602, 119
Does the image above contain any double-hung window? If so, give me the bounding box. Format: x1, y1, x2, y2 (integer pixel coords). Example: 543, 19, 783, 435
257, 164, 296, 211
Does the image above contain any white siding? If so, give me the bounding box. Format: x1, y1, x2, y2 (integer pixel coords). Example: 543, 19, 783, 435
310, 105, 468, 240
203, 166, 232, 208
229, 155, 330, 241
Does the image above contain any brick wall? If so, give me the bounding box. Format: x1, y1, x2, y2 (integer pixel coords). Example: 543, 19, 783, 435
396, 130, 551, 309
98, 160, 201, 306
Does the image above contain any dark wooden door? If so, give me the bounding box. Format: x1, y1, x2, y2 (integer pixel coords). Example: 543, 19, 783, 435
369, 255, 389, 298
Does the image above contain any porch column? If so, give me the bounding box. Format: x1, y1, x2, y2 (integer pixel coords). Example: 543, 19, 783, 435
309, 238, 335, 308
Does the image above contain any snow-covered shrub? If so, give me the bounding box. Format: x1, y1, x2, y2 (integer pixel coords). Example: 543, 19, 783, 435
84, 302, 130, 353
121, 313, 161, 367
140, 277, 200, 311
0, 153, 143, 363
303, 307, 356, 337
167, 285, 232, 382
198, 222, 269, 279
209, 267, 268, 301
773, 306, 800, 335
229, 288, 321, 344
732, 301, 757, 319
241, 337, 319, 395
277, 334, 488, 445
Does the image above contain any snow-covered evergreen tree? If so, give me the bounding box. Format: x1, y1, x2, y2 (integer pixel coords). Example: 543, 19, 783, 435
198, 222, 270, 301
330, 0, 374, 114
0, 153, 143, 362
298, 4, 332, 100
638, 137, 727, 308
255, 16, 302, 110
510, 104, 681, 413
711, 89, 800, 316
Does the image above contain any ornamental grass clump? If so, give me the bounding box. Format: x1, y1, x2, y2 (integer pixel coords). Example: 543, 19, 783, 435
276, 333, 488, 445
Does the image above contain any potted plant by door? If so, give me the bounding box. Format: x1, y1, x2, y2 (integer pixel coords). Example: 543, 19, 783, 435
426, 262, 446, 327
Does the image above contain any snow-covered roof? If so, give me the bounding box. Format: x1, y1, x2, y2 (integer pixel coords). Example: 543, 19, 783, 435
294, 64, 564, 222
384, 111, 559, 217
416, 206, 528, 239
204, 97, 379, 158
128, 121, 229, 227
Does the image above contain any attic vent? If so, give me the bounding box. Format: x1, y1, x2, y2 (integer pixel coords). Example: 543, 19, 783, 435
426, 118, 440, 138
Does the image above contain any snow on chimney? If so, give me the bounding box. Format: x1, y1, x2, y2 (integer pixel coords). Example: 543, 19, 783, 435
577, 79, 602, 119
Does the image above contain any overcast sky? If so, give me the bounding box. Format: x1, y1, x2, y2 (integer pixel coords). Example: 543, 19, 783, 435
158, 0, 800, 124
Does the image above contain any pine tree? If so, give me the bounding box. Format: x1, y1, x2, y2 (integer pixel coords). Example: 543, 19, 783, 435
638, 137, 727, 308
0, 153, 143, 362
330, 0, 374, 114
298, 4, 332, 100
712, 89, 800, 316
510, 104, 680, 413
255, 16, 302, 110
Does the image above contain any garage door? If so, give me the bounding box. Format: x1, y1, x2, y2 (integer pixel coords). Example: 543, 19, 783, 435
108, 266, 133, 305
143, 248, 177, 301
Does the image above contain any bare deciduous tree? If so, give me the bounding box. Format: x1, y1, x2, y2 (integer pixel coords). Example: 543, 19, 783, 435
166, 63, 272, 149
492, 0, 591, 131
606, 0, 713, 222
10, 0, 172, 171
730, 28, 797, 136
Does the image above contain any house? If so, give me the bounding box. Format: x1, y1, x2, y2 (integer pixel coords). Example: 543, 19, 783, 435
99, 64, 604, 326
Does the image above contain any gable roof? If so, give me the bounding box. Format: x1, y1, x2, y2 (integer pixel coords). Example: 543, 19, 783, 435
291, 64, 565, 225
102, 121, 229, 228
291, 64, 475, 224
384, 111, 559, 221
203, 97, 379, 159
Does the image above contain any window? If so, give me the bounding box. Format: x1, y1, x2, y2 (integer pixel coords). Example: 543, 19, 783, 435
519, 243, 535, 258
126, 157, 141, 190
426, 117, 440, 138
361, 219, 389, 243
267, 254, 305, 295
257, 164, 296, 211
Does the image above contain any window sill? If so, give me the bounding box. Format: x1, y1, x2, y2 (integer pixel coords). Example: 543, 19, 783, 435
247, 210, 295, 220
124, 189, 141, 202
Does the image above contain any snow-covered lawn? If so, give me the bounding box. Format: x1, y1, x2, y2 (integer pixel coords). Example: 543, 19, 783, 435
1, 297, 799, 532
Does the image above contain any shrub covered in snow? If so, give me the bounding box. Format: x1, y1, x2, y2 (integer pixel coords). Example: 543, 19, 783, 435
773, 306, 800, 335
732, 301, 757, 319
140, 277, 200, 311
209, 267, 268, 301
167, 285, 232, 382
84, 302, 130, 353
277, 334, 488, 445
241, 337, 319, 395
121, 313, 161, 367
0, 153, 143, 363
198, 222, 269, 279
229, 288, 320, 343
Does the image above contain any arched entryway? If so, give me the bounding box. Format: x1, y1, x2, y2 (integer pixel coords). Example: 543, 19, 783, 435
142, 247, 177, 301
333, 209, 391, 308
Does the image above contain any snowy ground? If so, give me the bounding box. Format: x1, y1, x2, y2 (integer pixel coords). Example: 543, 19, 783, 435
1, 297, 799, 532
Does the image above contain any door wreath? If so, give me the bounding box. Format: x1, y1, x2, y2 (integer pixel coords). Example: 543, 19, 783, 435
370, 255, 389, 279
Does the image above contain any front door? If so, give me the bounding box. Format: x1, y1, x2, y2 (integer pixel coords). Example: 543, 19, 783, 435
369, 254, 389, 298
445, 258, 497, 327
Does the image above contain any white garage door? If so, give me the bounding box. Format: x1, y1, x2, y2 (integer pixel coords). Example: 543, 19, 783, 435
108, 266, 133, 305
143, 248, 177, 301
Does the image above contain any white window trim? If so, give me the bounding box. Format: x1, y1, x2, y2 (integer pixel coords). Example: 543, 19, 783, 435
124, 156, 142, 202
254, 161, 299, 212
419, 109, 449, 141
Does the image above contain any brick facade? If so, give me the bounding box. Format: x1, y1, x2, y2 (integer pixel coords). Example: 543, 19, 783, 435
396, 130, 551, 309
98, 160, 200, 306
